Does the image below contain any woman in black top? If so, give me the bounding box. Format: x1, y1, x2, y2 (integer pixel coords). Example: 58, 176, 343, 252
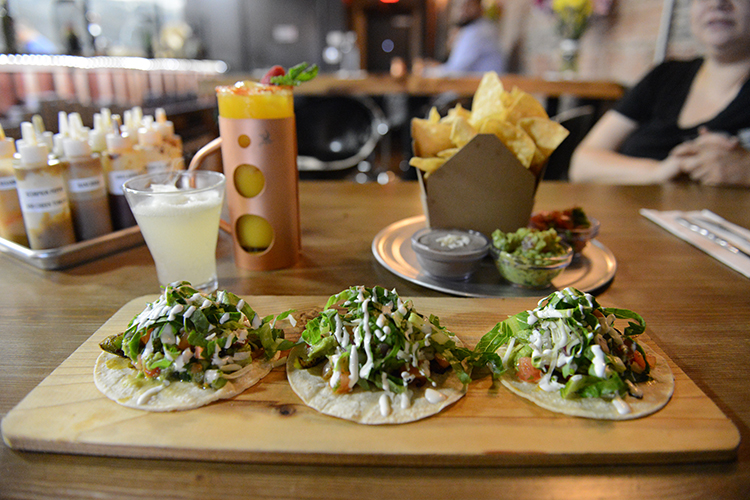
570, 0, 750, 186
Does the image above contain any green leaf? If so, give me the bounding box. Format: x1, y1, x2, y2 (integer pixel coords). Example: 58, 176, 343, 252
325, 288, 356, 309
578, 374, 626, 399
187, 328, 207, 348
189, 307, 210, 334
126, 330, 143, 360
301, 314, 326, 346
147, 356, 173, 370
603, 307, 646, 336
270, 62, 319, 86
473, 321, 513, 354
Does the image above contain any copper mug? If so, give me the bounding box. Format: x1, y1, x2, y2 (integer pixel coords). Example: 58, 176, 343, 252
189, 113, 300, 271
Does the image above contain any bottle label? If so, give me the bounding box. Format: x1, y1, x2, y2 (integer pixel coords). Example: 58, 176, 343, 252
68, 174, 106, 194
0, 175, 16, 191
108, 169, 139, 195
17, 178, 69, 214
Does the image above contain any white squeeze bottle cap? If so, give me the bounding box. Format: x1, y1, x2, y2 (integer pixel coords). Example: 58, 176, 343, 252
62, 113, 92, 159
122, 106, 143, 137
32, 114, 54, 156
131, 106, 143, 127
53, 111, 69, 159
16, 122, 50, 166
154, 108, 175, 139
121, 109, 135, 138
100, 107, 112, 130
138, 116, 163, 147
0, 124, 15, 159
106, 115, 135, 153
89, 112, 108, 153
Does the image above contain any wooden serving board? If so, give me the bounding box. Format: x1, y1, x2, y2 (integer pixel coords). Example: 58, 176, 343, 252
1, 295, 740, 466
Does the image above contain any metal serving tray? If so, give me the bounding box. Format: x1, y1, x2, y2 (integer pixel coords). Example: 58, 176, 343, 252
373, 215, 617, 298
0, 226, 144, 270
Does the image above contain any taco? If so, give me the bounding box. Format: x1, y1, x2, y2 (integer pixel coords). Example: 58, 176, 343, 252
94, 281, 296, 411
474, 287, 674, 419
287, 286, 471, 424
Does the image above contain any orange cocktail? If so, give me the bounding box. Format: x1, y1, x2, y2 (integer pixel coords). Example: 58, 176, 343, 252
217, 81, 294, 119
216, 80, 300, 270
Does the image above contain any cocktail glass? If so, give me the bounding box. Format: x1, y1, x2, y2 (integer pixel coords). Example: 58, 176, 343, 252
123, 170, 226, 292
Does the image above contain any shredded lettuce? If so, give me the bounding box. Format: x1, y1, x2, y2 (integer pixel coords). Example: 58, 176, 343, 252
472, 287, 650, 400
100, 281, 298, 389
299, 286, 472, 393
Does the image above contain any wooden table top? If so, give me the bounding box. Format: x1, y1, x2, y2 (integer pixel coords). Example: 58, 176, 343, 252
1, 180, 749, 499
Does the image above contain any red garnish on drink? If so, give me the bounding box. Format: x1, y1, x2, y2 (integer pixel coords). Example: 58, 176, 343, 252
261, 65, 286, 85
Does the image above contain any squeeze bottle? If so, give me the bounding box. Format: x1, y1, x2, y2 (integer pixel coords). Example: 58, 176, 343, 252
103, 117, 142, 229
14, 122, 76, 249
61, 113, 113, 240
154, 107, 184, 168
0, 124, 28, 246
137, 116, 174, 174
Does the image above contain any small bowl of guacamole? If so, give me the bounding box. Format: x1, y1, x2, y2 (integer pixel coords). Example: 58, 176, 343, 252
490, 227, 573, 288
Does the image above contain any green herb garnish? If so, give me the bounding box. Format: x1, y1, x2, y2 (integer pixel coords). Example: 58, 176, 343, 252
270, 62, 319, 86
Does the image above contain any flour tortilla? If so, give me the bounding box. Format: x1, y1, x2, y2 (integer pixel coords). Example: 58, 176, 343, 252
501, 344, 674, 420
286, 345, 466, 425
94, 351, 278, 412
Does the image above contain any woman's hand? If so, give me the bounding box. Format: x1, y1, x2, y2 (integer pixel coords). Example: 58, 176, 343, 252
570, 110, 686, 184
669, 129, 750, 187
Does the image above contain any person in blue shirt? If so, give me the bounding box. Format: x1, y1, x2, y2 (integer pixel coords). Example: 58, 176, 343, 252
570, 0, 750, 187
422, 0, 505, 76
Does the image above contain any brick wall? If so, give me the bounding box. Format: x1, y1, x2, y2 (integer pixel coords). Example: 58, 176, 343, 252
512, 0, 703, 87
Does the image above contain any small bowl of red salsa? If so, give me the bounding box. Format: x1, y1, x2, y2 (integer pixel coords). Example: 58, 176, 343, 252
529, 207, 599, 256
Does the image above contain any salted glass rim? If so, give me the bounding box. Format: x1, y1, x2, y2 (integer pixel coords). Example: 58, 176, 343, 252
122, 170, 226, 196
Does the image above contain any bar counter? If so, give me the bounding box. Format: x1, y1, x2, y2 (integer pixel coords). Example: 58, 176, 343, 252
1, 180, 749, 499
205, 73, 626, 100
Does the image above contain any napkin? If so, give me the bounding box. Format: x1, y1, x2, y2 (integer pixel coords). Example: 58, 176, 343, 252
640, 209, 750, 279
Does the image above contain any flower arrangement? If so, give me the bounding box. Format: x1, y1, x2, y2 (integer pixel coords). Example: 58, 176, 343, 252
551, 0, 593, 40
534, 0, 612, 40
534, 0, 612, 73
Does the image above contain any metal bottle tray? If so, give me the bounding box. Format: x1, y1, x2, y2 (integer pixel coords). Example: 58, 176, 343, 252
0, 226, 144, 270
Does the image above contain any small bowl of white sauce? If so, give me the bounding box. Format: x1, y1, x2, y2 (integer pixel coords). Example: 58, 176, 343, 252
411, 228, 490, 280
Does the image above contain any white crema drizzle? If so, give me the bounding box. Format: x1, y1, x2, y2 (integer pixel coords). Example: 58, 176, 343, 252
326, 288, 438, 411
357, 298, 375, 380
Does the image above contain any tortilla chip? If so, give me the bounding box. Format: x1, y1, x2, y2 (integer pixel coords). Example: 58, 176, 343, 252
94, 351, 278, 412
409, 156, 446, 174
436, 147, 460, 159
500, 86, 518, 108
469, 71, 506, 128
474, 111, 509, 131
427, 106, 441, 123
287, 346, 466, 425
529, 148, 548, 178
440, 103, 472, 125
518, 117, 570, 157
449, 116, 477, 148
506, 89, 549, 124
479, 119, 538, 168
501, 344, 674, 420
411, 118, 453, 158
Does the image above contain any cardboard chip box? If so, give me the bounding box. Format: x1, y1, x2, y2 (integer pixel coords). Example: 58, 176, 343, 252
417, 134, 539, 237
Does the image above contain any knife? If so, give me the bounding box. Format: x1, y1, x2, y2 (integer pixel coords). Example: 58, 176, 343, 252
690, 215, 750, 247
676, 217, 750, 259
